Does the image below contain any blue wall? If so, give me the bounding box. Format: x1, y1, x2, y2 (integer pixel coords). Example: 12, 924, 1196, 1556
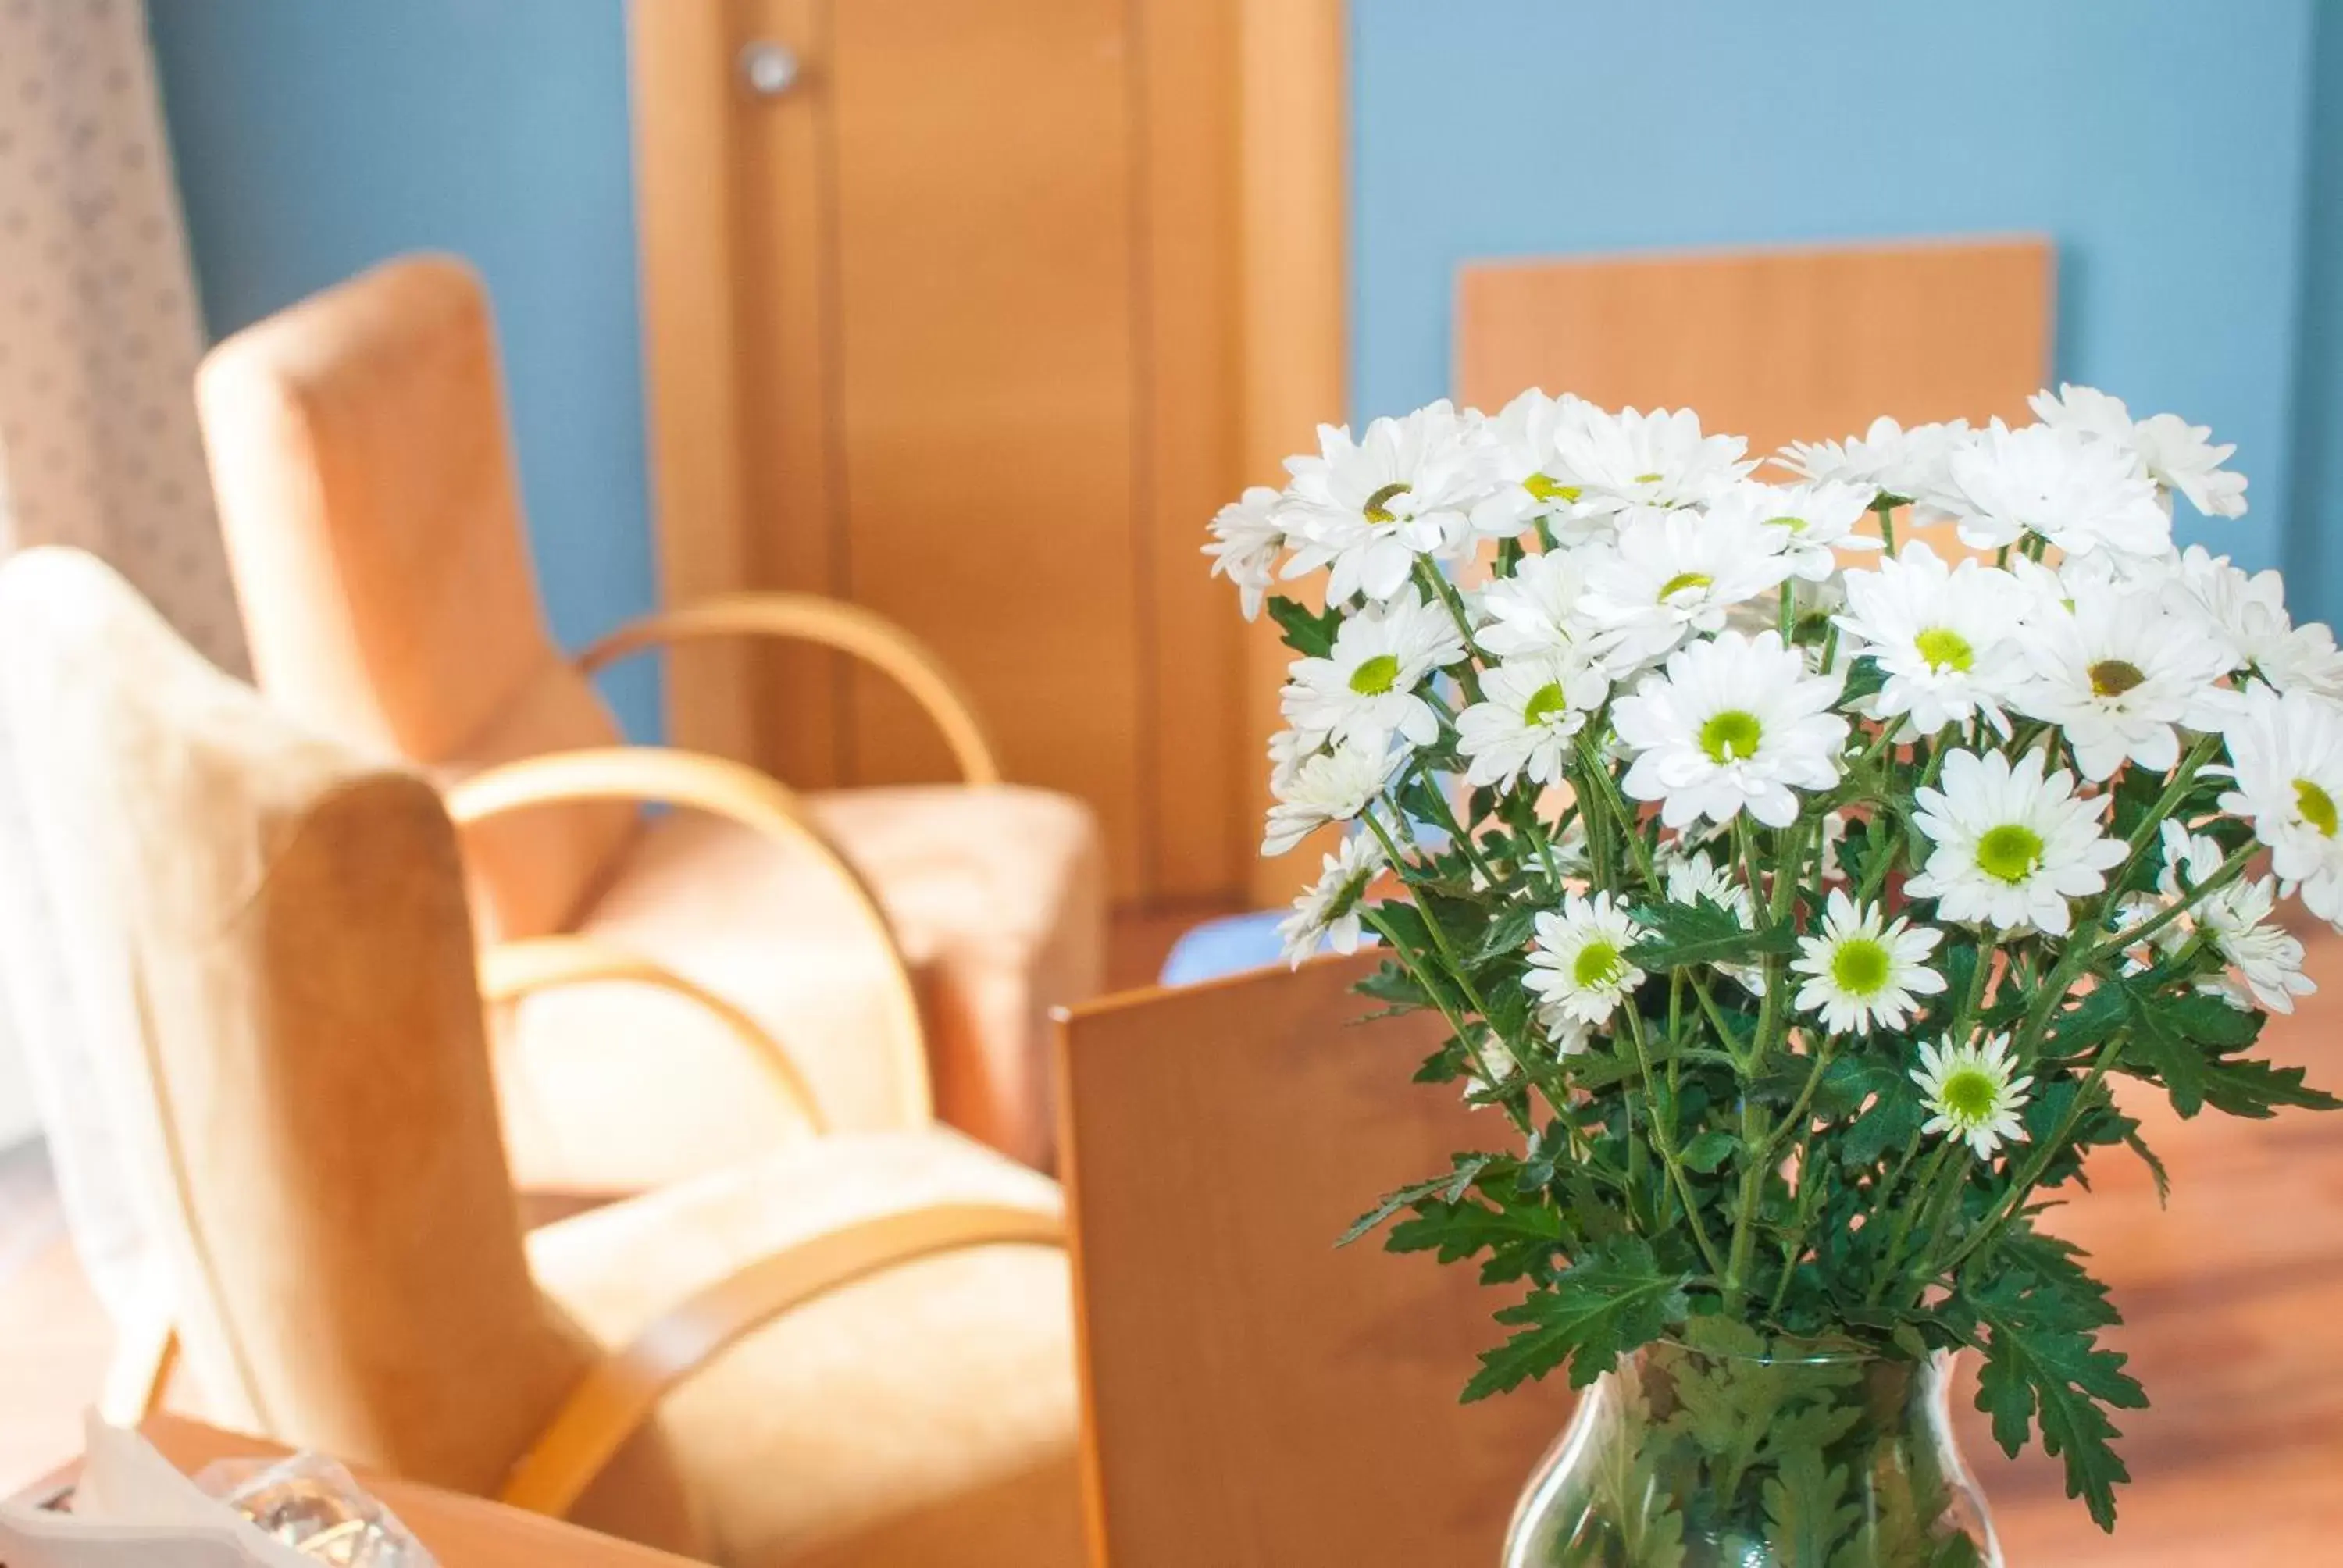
1352, 0, 2318, 584
2291, 4, 2343, 611
147, 0, 661, 739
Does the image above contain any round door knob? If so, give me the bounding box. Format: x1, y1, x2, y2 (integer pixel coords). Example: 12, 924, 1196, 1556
740, 40, 802, 99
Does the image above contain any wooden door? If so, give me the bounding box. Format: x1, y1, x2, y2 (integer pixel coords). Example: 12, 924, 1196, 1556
633, 0, 1258, 903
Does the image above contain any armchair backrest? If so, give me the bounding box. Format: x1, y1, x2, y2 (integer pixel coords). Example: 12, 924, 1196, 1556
0, 548, 597, 1493
195, 255, 635, 939
1054, 955, 1570, 1566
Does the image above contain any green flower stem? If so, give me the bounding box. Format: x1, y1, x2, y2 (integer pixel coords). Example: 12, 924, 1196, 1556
1409, 768, 1503, 889
1759, 1038, 1841, 1164
1413, 560, 1488, 706
1720, 1102, 1774, 1316
1358, 898, 1538, 1139
1872, 499, 1898, 554
1948, 843, 2257, 1278
1508, 791, 1561, 888
1578, 731, 1662, 889
1622, 1003, 1730, 1278
1868, 1140, 1958, 1305
2112, 732, 2224, 881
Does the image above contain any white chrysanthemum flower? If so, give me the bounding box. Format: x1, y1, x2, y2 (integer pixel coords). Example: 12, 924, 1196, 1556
1525, 891, 1646, 1028
1662, 845, 1753, 924
1913, 1033, 2033, 1160
1544, 405, 1753, 517
1204, 485, 1285, 621
1612, 629, 1849, 829
1280, 587, 1466, 749
1944, 420, 2171, 558
1580, 506, 1796, 672
1261, 736, 1400, 856
2164, 547, 2343, 700
1776, 415, 1975, 514
1904, 748, 2125, 935
2216, 682, 2343, 925
1278, 400, 1493, 602
1834, 542, 2030, 737
1711, 479, 1880, 581
1465, 1032, 1529, 1097
2149, 823, 2313, 1013
1660, 846, 1767, 993
1276, 832, 1386, 968
1471, 547, 1605, 662
1468, 387, 1610, 540
2010, 576, 2233, 781
2029, 383, 2248, 520
1456, 654, 1608, 789
1789, 890, 1947, 1035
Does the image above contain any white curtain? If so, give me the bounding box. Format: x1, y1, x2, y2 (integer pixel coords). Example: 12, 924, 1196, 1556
0, 0, 241, 1330
0, 0, 245, 672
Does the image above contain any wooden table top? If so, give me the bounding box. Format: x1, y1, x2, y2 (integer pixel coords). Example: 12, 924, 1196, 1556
16, 1414, 706, 1568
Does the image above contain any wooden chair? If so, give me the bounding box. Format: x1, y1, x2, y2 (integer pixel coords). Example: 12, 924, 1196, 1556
1455, 234, 2054, 556
0, 547, 1086, 1568
194, 254, 1106, 1187
1055, 956, 1570, 1566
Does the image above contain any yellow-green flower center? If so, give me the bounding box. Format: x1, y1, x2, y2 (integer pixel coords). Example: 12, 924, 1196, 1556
1699, 709, 1763, 764
2297, 778, 2340, 838
2088, 658, 2147, 698
1361, 481, 1412, 523
1764, 513, 1810, 534
1572, 939, 1623, 989
1974, 822, 2045, 885
1658, 571, 1714, 601
1632, 472, 1665, 484
1523, 681, 1571, 726
1938, 1066, 2000, 1124
1830, 937, 1892, 996
1913, 626, 1974, 674
1524, 474, 1582, 504
1349, 654, 1403, 696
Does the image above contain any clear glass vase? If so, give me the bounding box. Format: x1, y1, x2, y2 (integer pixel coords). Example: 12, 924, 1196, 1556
1502, 1335, 2002, 1567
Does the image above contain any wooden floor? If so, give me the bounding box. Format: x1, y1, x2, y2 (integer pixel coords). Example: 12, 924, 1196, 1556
3, 911, 2339, 1561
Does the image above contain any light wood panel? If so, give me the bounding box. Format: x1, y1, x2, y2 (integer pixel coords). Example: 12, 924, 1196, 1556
822, 0, 1146, 888
1235, 0, 1349, 905
626, 2, 756, 762
1057, 954, 1571, 1566
1457, 234, 2055, 508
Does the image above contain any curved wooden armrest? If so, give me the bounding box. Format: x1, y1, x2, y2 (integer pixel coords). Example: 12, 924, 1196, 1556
481, 935, 831, 1135
576, 593, 1003, 786
445, 747, 930, 1124
499, 1199, 1065, 1517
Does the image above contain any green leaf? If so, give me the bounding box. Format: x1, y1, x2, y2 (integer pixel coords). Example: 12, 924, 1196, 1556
2120, 1124, 2170, 1205
1624, 897, 1797, 972
1463, 1235, 1689, 1401
1763, 1447, 1861, 1565
1265, 594, 1341, 657
1677, 1129, 1739, 1174
1468, 902, 1541, 963
1339, 1155, 1494, 1248
2196, 1055, 2343, 1119
1387, 1192, 1564, 1284
1356, 959, 1432, 1010
1963, 1266, 2145, 1531
2122, 989, 2211, 1116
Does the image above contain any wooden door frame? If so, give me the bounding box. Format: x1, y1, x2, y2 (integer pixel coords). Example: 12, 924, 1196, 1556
626, 0, 1345, 903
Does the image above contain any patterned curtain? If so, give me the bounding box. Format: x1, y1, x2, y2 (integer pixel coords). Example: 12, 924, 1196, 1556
0, 0, 245, 673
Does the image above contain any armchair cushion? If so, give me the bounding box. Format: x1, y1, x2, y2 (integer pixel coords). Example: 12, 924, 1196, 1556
804, 784, 1106, 1169
494, 809, 938, 1195
528, 1128, 1082, 1568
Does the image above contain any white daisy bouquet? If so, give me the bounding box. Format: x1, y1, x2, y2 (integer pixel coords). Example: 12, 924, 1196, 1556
1210, 383, 2341, 1545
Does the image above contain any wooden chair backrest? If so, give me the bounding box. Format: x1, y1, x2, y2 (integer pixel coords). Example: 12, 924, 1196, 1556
1056, 955, 1567, 1567
1457, 234, 2053, 553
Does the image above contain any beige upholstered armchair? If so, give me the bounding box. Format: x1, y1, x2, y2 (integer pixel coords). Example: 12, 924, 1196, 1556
193, 254, 1104, 1188
0, 549, 1085, 1567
